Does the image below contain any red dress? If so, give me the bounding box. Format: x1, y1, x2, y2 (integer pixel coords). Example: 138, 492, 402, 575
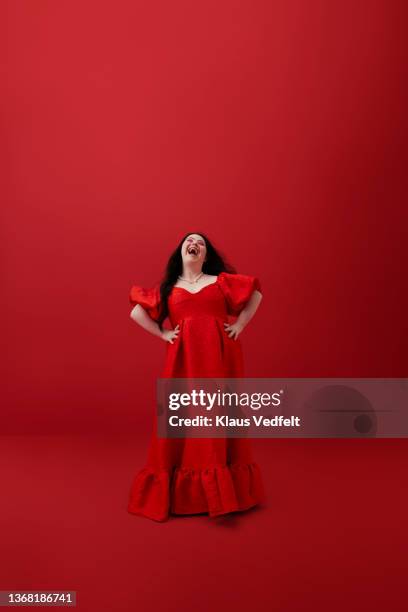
128, 272, 266, 521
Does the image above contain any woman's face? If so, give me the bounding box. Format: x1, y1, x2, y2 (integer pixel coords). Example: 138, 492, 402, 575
181, 234, 207, 266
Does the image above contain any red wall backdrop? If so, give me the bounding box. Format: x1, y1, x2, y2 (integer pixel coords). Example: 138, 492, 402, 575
2, 0, 406, 434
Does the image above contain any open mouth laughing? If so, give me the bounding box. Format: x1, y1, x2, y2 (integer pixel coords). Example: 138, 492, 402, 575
187, 245, 199, 256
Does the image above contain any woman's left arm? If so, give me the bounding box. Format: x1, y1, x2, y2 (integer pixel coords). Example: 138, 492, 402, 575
224, 289, 263, 340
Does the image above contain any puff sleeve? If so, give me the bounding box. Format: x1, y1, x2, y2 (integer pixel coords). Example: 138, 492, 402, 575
129, 285, 162, 322
218, 272, 262, 316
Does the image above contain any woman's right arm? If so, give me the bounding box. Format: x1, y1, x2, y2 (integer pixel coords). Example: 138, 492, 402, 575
130, 305, 179, 344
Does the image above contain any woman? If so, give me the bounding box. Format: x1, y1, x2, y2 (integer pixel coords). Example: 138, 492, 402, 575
128, 232, 265, 521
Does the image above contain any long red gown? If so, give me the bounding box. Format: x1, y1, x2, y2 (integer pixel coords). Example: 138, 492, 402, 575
127, 271, 266, 521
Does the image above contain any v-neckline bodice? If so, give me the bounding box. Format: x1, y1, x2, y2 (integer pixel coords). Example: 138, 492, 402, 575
172, 276, 220, 296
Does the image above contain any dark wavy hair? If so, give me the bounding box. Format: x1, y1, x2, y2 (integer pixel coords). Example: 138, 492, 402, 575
157, 232, 236, 327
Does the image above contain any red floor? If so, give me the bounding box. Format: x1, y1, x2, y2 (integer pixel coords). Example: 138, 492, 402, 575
1, 433, 407, 611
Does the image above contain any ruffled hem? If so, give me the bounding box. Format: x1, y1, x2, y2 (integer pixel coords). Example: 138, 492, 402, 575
127, 462, 266, 522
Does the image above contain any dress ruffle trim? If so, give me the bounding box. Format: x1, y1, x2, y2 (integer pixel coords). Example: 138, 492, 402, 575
127, 462, 266, 522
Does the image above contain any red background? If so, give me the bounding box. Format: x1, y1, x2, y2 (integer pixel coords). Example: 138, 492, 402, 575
1, 1, 407, 611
